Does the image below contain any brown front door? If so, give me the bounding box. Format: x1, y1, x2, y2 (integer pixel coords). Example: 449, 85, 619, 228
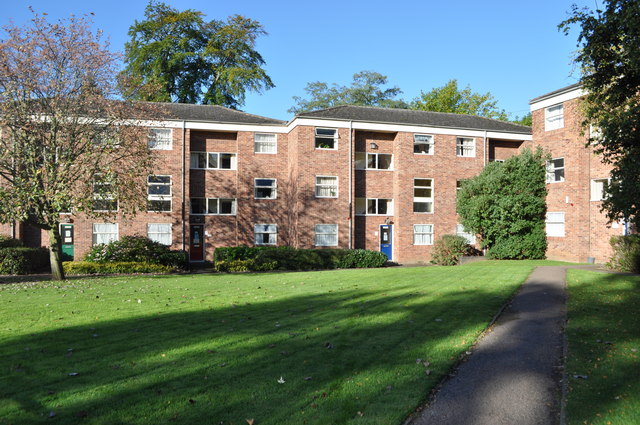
190, 225, 204, 261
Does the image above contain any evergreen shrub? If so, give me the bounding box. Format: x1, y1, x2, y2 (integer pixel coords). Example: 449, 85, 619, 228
607, 235, 640, 273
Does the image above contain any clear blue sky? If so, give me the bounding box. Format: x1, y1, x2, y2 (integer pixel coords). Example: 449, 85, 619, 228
3, 0, 592, 121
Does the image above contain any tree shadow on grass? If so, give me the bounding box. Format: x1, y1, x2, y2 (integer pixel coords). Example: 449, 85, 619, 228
1, 278, 526, 425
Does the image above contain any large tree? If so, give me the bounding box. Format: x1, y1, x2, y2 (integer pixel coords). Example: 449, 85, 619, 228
560, 0, 640, 227
0, 12, 161, 280
456, 148, 548, 259
123, 1, 274, 108
288, 71, 407, 114
411, 79, 509, 121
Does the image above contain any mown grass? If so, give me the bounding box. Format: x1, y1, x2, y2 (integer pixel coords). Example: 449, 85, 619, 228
566, 269, 640, 425
0, 261, 542, 425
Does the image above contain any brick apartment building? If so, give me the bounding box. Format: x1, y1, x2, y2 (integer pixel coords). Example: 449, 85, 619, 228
1, 84, 627, 264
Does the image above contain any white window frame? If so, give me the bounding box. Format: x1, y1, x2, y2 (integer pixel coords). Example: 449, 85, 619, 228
148, 128, 172, 150
254, 178, 277, 199
190, 198, 237, 215
254, 133, 277, 154
147, 223, 172, 246
413, 224, 434, 246
456, 224, 476, 245
355, 198, 393, 216
413, 178, 434, 213
456, 137, 476, 157
364, 153, 393, 170
590, 178, 611, 201
147, 175, 172, 212
92, 175, 118, 212
545, 104, 564, 131
546, 158, 565, 183
92, 223, 118, 246
315, 224, 338, 247
315, 176, 338, 198
414, 134, 434, 155
189, 152, 237, 170
314, 128, 338, 150
254, 223, 277, 246
546, 212, 565, 237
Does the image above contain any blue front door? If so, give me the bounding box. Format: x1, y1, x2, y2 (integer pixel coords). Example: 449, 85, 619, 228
380, 224, 392, 260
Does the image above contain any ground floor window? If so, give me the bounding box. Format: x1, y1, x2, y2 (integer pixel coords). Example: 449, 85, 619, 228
315, 224, 338, 246
92, 223, 118, 245
255, 224, 277, 245
148, 223, 172, 245
545, 212, 565, 237
413, 224, 433, 245
456, 224, 476, 245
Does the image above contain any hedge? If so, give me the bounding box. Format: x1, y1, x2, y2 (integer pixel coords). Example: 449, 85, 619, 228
607, 235, 640, 273
0, 247, 50, 275
63, 261, 173, 275
0, 235, 23, 249
85, 236, 188, 269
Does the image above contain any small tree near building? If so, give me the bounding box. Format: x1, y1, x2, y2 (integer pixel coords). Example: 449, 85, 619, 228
0, 12, 163, 280
456, 148, 548, 259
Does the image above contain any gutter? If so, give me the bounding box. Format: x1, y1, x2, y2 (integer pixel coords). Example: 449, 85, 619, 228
484, 130, 488, 167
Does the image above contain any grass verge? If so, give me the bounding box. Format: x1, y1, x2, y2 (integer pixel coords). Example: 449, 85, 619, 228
1, 261, 540, 425
566, 269, 640, 425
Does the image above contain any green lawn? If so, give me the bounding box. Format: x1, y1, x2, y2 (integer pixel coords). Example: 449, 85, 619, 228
566, 269, 640, 425
1, 261, 541, 425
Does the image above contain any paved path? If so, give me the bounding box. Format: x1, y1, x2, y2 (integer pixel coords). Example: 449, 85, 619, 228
407, 266, 572, 425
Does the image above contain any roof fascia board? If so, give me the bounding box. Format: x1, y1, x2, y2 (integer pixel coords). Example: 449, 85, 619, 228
136, 119, 289, 133
530, 87, 585, 112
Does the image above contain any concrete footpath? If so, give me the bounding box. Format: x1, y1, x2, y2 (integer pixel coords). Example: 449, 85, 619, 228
407, 266, 571, 425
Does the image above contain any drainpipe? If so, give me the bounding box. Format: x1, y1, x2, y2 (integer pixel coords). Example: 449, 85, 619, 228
181, 120, 186, 252
483, 130, 487, 167
348, 121, 353, 249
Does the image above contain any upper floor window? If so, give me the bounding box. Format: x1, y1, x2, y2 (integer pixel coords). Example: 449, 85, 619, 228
148, 128, 172, 150
315, 128, 338, 149
92, 175, 117, 212
545, 104, 564, 131
147, 175, 171, 212
456, 137, 475, 157
414, 134, 434, 154
590, 178, 610, 201
355, 198, 393, 215
413, 178, 433, 213
190, 152, 237, 170
355, 153, 393, 170
255, 178, 277, 199
254, 133, 277, 154
315, 176, 338, 198
546, 158, 565, 183
190, 198, 236, 215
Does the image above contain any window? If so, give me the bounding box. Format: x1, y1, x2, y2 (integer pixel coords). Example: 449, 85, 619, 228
355, 198, 393, 215
315, 224, 338, 246
315, 176, 338, 198
315, 128, 337, 149
456, 137, 475, 157
545, 104, 564, 131
456, 224, 476, 245
414, 134, 434, 154
413, 224, 434, 245
254, 133, 277, 153
255, 178, 277, 199
546, 212, 565, 237
413, 178, 433, 213
92, 223, 118, 245
591, 178, 610, 201
255, 224, 277, 245
190, 198, 236, 215
148, 175, 171, 212
148, 223, 172, 245
546, 158, 565, 183
355, 153, 393, 170
148, 128, 172, 150
92, 176, 117, 212
189, 152, 237, 170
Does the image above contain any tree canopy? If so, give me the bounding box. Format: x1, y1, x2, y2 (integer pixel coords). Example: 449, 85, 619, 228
123, 1, 274, 108
410, 79, 509, 120
560, 0, 640, 227
288, 71, 407, 114
0, 11, 161, 279
456, 148, 548, 259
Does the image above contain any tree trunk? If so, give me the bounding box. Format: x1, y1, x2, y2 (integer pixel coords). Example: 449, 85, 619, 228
48, 227, 66, 281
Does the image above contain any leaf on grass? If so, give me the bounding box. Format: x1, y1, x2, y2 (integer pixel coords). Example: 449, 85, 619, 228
49, 411, 56, 418
304, 376, 312, 381
277, 376, 285, 384
573, 374, 589, 379
246, 419, 254, 425
325, 342, 334, 349
68, 372, 79, 376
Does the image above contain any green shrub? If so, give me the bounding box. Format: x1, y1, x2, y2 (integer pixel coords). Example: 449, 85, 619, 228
334, 249, 388, 269
84, 236, 187, 269
0, 235, 23, 248
607, 235, 640, 273
213, 246, 270, 262
64, 261, 173, 275
431, 235, 471, 266
157, 250, 189, 270
0, 247, 50, 275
